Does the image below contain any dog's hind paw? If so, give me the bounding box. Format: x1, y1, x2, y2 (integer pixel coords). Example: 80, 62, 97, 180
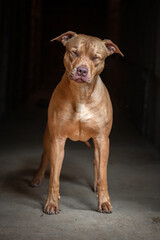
30, 175, 44, 187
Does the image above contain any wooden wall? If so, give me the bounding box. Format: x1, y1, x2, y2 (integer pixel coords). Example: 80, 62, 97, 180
0, 0, 160, 149
0, 0, 42, 118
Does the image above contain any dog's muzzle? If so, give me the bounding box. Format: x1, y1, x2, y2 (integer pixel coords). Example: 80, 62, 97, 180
70, 65, 90, 83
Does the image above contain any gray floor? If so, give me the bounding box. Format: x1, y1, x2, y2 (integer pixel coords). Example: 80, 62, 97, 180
0, 102, 160, 240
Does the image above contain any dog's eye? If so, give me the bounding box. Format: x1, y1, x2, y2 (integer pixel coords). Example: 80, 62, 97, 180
92, 56, 101, 61
70, 51, 79, 57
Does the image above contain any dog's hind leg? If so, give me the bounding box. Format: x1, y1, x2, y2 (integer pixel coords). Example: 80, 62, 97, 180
93, 146, 99, 193
30, 150, 49, 187
30, 125, 50, 187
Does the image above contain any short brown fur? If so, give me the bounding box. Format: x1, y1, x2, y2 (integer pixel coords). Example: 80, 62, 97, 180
31, 31, 123, 214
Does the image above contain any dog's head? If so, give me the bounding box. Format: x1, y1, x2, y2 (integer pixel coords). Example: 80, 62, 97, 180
51, 31, 123, 84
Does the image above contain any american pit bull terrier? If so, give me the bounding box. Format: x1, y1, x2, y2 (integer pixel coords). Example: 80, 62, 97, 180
31, 31, 123, 214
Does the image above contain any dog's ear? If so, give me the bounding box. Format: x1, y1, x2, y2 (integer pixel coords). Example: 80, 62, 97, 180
103, 39, 124, 57
50, 31, 77, 46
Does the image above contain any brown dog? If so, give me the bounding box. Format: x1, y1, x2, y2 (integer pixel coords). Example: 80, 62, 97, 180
31, 31, 123, 214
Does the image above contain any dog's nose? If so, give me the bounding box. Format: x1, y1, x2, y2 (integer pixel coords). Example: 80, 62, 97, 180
77, 66, 88, 77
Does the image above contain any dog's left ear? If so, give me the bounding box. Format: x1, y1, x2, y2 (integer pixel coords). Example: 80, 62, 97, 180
50, 31, 77, 46
103, 39, 124, 57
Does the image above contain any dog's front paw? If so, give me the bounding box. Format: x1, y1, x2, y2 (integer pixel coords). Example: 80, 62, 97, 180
44, 202, 59, 215
98, 201, 112, 214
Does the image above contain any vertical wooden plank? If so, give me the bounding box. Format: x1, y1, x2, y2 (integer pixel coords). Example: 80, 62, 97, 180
28, 0, 42, 96
105, 0, 123, 108
0, 0, 13, 117
107, 0, 121, 43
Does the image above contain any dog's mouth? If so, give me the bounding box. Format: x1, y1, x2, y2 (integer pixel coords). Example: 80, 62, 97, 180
72, 77, 88, 83
70, 76, 90, 84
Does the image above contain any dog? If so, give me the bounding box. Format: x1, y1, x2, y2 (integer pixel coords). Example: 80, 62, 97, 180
31, 31, 123, 214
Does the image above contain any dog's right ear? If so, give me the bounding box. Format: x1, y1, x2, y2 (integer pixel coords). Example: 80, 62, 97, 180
50, 31, 77, 46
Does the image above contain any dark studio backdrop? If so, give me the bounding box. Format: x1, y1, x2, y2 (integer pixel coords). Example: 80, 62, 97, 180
0, 0, 160, 150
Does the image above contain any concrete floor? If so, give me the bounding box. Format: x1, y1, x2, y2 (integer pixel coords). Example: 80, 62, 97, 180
0, 102, 160, 240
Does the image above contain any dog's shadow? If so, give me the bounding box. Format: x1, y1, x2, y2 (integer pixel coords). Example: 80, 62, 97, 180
2, 166, 45, 209
2, 151, 95, 211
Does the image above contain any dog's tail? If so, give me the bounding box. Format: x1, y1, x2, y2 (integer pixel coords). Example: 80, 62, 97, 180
85, 141, 92, 149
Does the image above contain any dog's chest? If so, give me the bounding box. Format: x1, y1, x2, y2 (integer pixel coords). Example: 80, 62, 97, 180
61, 102, 104, 141
74, 103, 94, 121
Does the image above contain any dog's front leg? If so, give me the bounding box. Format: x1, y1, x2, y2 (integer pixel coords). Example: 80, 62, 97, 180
44, 137, 66, 215
94, 136, 112, 213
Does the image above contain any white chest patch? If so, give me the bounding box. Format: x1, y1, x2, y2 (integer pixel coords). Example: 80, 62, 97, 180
75, 103, 94, 122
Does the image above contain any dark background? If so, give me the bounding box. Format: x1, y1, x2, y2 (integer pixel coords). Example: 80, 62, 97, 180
0, 0, 160, 150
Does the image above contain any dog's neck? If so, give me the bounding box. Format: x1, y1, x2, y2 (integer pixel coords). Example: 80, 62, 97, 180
64, 72, 98, 104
